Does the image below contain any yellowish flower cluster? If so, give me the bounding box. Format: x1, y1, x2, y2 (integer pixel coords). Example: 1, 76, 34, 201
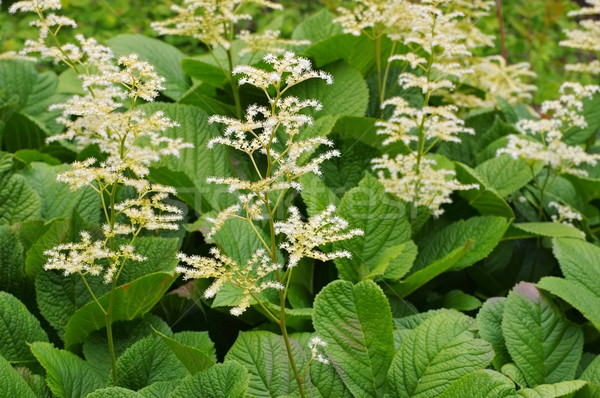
274, 205, 364, 267
152, 0, 302, 55
176, 248, 283, 316
560, 0, 600, 74
498, 83, 600, 176
14, 1, 193, 283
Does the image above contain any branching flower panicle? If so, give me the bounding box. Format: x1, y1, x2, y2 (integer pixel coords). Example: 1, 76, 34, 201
560, 0, 600, 74
549, 201, 583, 228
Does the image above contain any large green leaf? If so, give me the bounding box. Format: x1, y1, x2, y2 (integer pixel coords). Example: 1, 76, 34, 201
333, 173, 412, 282
3, 112, 46, 152
291, 9, 343, 44
477, 298, 510, 370
107, 34, 190, 100
169, 361, 249, 398
475, 155, 540, 197
0, 225, 26, 296
29, 342, 104, 398
0, 59, 38, 111
181, 58, 228, 88
387, 311, 493, 397
439, 370, 516, 398
0, 354, 37, 398
299, 173, 341, 216
313, 280, 394, 398
502, 282, 583, 387
576, 355, 600, 398
0, 292, 48, 364
140, 102, 230, 212
20, 162, 100, 222
64, 272, 176, 348
507, 222, 585, 240
118, 237, 179, 282
113, 335, 189, 390
154, 329, 216, 375
517, 381, 587, 398
0, 171, 42, 225
225, 331, 307, 398
414, 216, 510, 272
537, 238, 600, 331
287, 61, 369, 118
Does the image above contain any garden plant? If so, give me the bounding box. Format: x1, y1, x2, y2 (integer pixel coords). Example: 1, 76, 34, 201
1, 0, 600, 397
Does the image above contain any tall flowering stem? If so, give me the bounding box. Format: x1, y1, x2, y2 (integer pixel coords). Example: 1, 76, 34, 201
176, 52, 362, 396
12, 0, 192, 382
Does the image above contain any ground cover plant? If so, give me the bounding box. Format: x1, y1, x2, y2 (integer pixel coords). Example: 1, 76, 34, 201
1, 0, 600, 397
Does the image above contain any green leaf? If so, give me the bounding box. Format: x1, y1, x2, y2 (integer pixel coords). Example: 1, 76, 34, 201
390, 242, 472, 297
517, 381, 587, 398
439, 370, 516, 398
292, 9, 343, 43
387, 311, 494, 398
287, 61, 369, 118
502, 282, 583, 387
169, 361, 249, 398
182, 58, 228, 88
3, 112, 46, 152
0, 59, 38, 111
576, 355, 600, 398
83, 316, 172, 382
333, 173, 412, 282
537, 238, 600, 331
509, 223, 585, 240
20, 162, 100, 222
138, 381, 180, 398
442, 290, 482, 311
0, 171, 42, 225
106, 34, 190, 100
475, 155, 540, 197
154, 329, 216, 375
25, 218, 70, 276
64, 272, 176, 348
114, 335, 189, 390
118, 237, 179, 282
140, 102, 230, 212
299, 173, 341, 216
313, 280, 394, 398
214, 217, 274, 265
0, 354, 37, 398
29, 342, 104, 398
414, 216, 510, 272
225, 331, 307, 398
0, 225, 26, 297
0, 292, 48, 364
454, 162, 514, 217
86, 387, 142, 397
477, 298, 510, 370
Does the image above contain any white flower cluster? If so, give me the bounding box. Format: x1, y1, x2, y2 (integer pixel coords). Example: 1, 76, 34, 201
372, 155, 478, 217
15, 1, 193, 284
549, 201, 583, 227
152, 0, 286, 53
560, 0, 600, 74
308, 336, 329, 365
176, 53, 362, 315
43, 232, 147, 284
176, 248, 283, 316
274, 205, 364, 268
237, 30, 310, 57
368, 1, 483, 216
497, 83, 600, 176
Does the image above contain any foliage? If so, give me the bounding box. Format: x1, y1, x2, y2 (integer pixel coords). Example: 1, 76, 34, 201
1, 0, 600, 397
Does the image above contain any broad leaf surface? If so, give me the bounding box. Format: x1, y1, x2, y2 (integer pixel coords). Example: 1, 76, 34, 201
169, 361, 249, 398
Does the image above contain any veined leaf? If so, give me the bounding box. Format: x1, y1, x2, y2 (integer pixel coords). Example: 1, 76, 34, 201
313, 280, 394, 398
86, 387, 142, 398
169, 361, 249, 398
0, 354, 37, 398
0, 292, 48, 364
0, 171, 42, 225
475, 154, 541, 197
517, 381, 587, 398
439, 370, 516, 398
576, 355, 600, 398
154, 329, 216, 375
501, 282, 583, 387
225, 331, 308, 398
387, 311, 494, 398
29, 342, 104, 398
414, 215, 510, 272
477, 298, 510, 370
507, 223, 585, 240
0, 225, 26, 297
113, 335, 188, 390
538, 238, 600, 331
333, 173, 412, 282
64, 272, 176, 348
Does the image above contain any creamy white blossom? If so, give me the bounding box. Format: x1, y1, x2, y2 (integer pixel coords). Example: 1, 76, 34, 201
549, 201, 583, 227
308, 336, 329, 365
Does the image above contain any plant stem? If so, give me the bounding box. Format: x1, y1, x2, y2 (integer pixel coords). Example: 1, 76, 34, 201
106, 279, 118, 383
279, 288, 306, 398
